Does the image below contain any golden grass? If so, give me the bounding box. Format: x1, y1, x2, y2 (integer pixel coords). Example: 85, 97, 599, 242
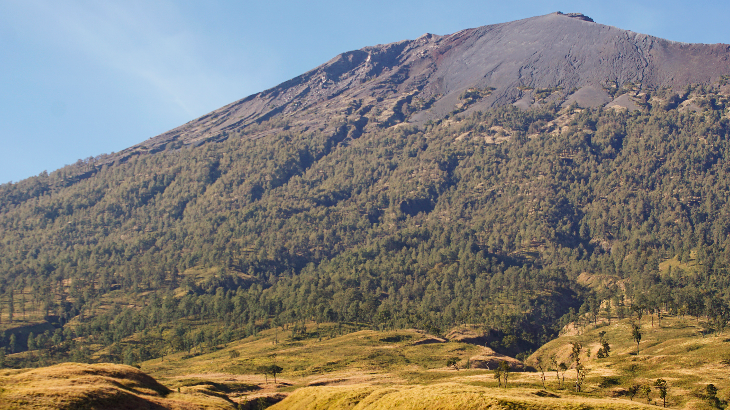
269, 383, 657, 410
5, 315, 730, 409
528, 315, 730, 407
134, 317, 730, 408
0, 362, 233, 409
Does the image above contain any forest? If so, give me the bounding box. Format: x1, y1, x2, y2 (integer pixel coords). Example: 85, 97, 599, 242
1, 82, 730, 368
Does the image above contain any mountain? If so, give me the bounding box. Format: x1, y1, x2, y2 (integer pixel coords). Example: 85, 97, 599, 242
2, 11, 730, 384
111, 11, 730, 162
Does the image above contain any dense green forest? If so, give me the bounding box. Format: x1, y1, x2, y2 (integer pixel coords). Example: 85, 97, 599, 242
2, 83, 730, 368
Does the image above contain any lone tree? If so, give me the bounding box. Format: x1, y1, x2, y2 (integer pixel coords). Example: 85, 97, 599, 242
632, 323, 642, 355
269, 364, 283, 384
446, 357, 460, 371
570, 341, 583, 391
596, 331, 610, 358
654, 378, 668, 408
549, 354, 561, 388
534, 355, 547, 388
705, 384, 723, 408
628, 384, 641, 401
257, 365, 270, 383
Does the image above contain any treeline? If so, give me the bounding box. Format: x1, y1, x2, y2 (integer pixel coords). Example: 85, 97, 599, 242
1, 83, 730, 366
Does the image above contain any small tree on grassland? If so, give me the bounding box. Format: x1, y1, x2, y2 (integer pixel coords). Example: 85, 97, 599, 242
258, 364, 284, 384
558, 362, 568, 389
628, 384, 641, 401
494, 361, 510, 387
596, 331, 610, 358
570, 341, 583, 392
632, 323, 642, 355
641, 384, 652, 404
534, 355, 547, 388
447, 357, 460, 371
654, 378, 668, 408
269, 364, 283, 383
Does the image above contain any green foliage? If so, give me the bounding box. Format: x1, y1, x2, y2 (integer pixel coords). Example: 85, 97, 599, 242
2, 84, 730, 368
628, 384, 641, 401
641, 384, 652, 403
493, 361, 510, 387
632, 324, 642, 354
654, 378, 668, 407
596, 331, 610, 358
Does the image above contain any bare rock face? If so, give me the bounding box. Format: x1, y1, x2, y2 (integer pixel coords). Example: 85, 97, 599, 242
111, 12, 730, 162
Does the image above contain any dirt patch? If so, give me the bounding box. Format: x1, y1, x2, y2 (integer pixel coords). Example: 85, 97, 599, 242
238, 392, 287, 410
469, 347, 527, 371
444, 327, 493, 346
412, 336, 446, 345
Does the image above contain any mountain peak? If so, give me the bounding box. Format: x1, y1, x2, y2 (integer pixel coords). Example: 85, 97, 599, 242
556, 12, 594, 22
112, 13, 730, 161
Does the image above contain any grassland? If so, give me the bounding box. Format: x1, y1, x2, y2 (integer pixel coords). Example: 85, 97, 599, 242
3, 315, 730, 409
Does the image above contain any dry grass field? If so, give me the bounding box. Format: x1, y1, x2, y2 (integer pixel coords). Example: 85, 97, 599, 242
2, 315, 730, 409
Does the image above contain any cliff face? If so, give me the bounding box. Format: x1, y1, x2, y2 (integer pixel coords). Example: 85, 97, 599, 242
114, 12, 730, 160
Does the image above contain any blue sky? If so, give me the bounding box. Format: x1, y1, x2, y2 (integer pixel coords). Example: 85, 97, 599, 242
1, 0, 729, 183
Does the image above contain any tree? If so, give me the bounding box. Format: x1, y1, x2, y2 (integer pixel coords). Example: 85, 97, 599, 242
628, 384, 641, 401
570, 341, 583, 391
654, 378, 668, 408
596, 331, 610, 358
8, 289, 14, 323
641, 384, 652, 404
8, 333, 16, 354
494, 361, 510, 387
575, 364, 587, 392
123, 346, 136, 366
632, 323, 642, 354
549, 354, 560, 388
705, 384, 723, 408
257, 365, 270, 384
558, 362, 568, 389
446, 357, 460, 371
268, 364, 283, 384
534, 355, 547, 388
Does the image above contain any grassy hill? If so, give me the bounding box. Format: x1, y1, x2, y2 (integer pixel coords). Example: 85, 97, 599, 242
141, 315, 730, 409
3, 314, 730, 409
527, 315, 730, 409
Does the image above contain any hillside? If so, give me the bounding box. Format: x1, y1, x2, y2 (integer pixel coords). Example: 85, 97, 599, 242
5, 314, 727, 409
3, 84, 730, 368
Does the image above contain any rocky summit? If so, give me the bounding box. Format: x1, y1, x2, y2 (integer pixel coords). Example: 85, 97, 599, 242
112, 11, 730, 162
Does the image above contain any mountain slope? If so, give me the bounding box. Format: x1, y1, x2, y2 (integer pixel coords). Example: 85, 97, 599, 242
2, 13, 730, 373
113, 11, 730, 161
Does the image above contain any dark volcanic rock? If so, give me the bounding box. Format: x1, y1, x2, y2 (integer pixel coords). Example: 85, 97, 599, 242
560, 12, 594, 22
112, 12, 730, 162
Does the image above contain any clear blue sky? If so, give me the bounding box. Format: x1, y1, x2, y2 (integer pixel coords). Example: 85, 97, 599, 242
1, 0, 729, 183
